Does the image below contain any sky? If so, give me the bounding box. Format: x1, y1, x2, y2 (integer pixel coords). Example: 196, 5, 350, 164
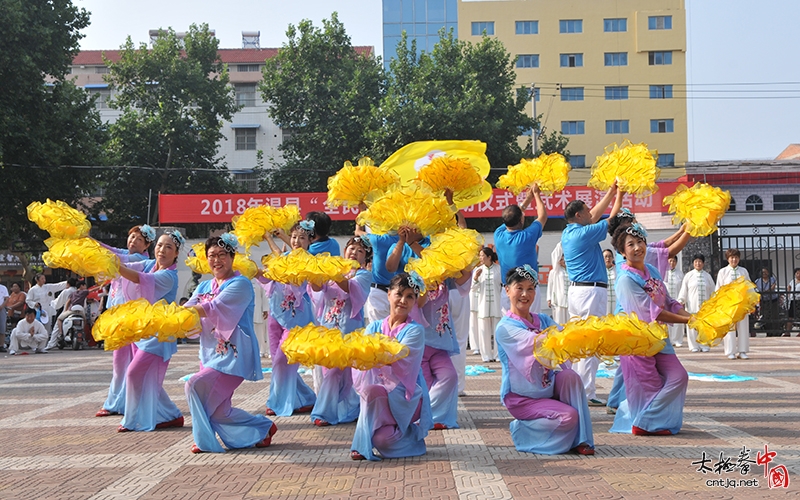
74, 0, 800, 163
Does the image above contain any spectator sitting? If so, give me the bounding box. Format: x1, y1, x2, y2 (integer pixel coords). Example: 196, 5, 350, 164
9, 307, 49, 355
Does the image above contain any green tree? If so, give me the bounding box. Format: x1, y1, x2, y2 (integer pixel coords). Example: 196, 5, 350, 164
259, 13, 383, 192
0, 0, 105, 248
371, 31, 535, 180
101, 24, 239, 232
537, 129, 571, 160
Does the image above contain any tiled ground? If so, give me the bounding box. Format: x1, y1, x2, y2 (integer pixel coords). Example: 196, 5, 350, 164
0, 337, 798, 499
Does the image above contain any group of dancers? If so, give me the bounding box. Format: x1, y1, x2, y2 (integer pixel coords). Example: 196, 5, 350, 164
85, 178, 742, 459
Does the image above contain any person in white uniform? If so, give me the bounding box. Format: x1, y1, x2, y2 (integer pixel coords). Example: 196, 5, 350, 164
252, 278, 269, 358
715, 249, 751, 359
547, 243, 569, 324
678, 254, 715, 353
25, 274, 68, 333
665, 256, 685, 347
9, 308, 48, 355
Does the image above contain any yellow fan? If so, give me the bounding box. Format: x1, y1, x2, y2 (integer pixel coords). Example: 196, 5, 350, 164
663, 183, 731, 237
231, 204, 301, 255
356, 186, 456, 236
533, 313, 667, 368
262, 248, 359, 286
497, 153, 571, 195
281, 324, 409, 370
589, 141, 660, 197
405, 227, 484, 290
27, 199, 91, 239
326, 157, 401, 208
92, 298, 201, 350
689, 277, 759, 346
43, 237, 119, 281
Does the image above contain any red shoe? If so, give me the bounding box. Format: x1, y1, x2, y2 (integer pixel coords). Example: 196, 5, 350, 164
255, 423, 279, 448
313, 419, 330, 427
265, 408, 276, 416
432, 423, 448, 430
574, 443, 595, 455
96, 409, 119, 417
295, 405, 314, 414
155, 416, 184, 429
190, 444, 203, 454
350, 450, 366, 460
117, 425, 133, 433
632, 425, 672, 436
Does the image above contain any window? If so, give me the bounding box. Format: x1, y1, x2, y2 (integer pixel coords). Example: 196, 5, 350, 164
648, 51, 672, 65
650, 85, 673, 99
516, 54, 540, 68
561, 87, 583, 101
729, 198, 736, 211
648, 16, 673, 30
93, 89, 112, 109
656, 153, 675, 167
774, 194, 800, 211
650, 119, 674, 133
95, 66, 109, 74
559, 20, 582, 33
561, 121, 585, 135
515, 21, 538, 34
237, 64, 260, 72
570, 155, 586, 168
235, 84, 257, 107
745, 195, 763, 211
605, 120, 629, 134
604, 18, 627, 32
471, 21, 494, 35
560, 53, 583, 67
604, 52, 628, 66
605, 86, 628, 100
235, 129, 257, 150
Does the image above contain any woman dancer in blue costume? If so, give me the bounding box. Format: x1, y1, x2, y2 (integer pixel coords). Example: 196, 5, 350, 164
309, 236, 373, 426
96, 225, 154, 418
495, 265, 595, 455
184, 234, 275, 453
116, 231, 185, 432
350, 272, 433, 461
262, 222, 317, 416
609, 223, 690, 436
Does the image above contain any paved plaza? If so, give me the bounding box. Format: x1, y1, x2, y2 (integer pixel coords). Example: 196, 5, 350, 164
0, 336, 798, 500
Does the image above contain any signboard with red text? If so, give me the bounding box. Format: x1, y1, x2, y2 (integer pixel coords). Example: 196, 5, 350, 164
158, 182, 686, 224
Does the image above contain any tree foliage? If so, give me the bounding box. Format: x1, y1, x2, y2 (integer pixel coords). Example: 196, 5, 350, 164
370, 31, 535, 180
100, 24, 239, 232
259, 13, 383, 192
538, 129, 571, 160
0, 0, 106, 248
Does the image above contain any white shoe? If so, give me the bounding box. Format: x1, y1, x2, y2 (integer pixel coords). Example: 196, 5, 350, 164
472, 350, 480, 355
674, 343, 683, 347
701, 347, 710, 352
727, 354, 736, 360
738, 353, 749, 359
9, 350, 16, 355
690, 348, 700, 353
64, 336, 71, 343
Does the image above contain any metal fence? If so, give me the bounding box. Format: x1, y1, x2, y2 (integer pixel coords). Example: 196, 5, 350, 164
712, 223, 800, 336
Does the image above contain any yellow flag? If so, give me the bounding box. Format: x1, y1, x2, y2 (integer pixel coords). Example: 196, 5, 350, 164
379, 140, 492, 209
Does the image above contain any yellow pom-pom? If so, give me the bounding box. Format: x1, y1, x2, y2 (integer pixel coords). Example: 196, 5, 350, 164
689, 277, 759, 346
92, 298, 201, 350
262, 248, 359, 286
663, 183, 731, 237
497, 153, 571, 195
589, 141, 661, 197
327, 158, 401, 208
27, 199, 91, 239
356, 186, 456, 236
281, 324, 409, 370
185, 242, 259, 279
405, 227, 484, 290
43, 237, 119, 280
231, 204, 301, 255
533, 313, 667, 368
413, 155, 492, 209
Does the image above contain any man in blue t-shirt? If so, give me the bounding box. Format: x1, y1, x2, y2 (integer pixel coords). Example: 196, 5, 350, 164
561, 183, 621, 405
494, 183, 547, 313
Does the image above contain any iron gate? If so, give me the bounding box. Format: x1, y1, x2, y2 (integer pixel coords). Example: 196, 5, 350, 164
712, 223, 800, 336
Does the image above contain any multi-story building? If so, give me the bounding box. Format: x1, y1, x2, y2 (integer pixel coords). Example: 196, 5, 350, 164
458, 0, 687, 168
382, 0, 459, 70
69, 32, 371, 191
382, 1, 688, 169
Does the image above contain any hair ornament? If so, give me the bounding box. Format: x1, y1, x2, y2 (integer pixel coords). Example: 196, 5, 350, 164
299, 220, 316, 234
515, 264, 538, 285
625, 222, 648, 240
166, 230, 185, 249
617, 208, 635, 220
139, 224, 156, 243
407, 272, 426, 296
218, 233, 239, 253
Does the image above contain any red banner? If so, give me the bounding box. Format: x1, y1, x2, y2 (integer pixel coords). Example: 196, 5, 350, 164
159, 182, 686, 224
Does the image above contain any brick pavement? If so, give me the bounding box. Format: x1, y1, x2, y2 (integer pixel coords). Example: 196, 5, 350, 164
0, 337, 798, 499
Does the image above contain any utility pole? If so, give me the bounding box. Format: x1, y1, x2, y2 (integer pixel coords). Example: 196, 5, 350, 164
531, 83, 538, 156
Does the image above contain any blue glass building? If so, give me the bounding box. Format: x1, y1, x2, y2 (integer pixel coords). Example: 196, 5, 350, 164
382, 0, 458, 70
